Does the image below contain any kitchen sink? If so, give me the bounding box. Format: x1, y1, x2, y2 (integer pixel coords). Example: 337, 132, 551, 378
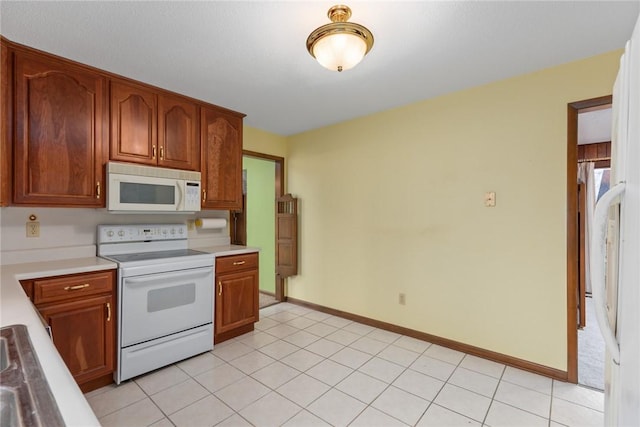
0, 325, 64, 427
0, 338, 8, 372
0, 387, 19, 427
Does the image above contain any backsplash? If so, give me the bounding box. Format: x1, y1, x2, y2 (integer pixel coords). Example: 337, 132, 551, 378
0, 207, 230, 264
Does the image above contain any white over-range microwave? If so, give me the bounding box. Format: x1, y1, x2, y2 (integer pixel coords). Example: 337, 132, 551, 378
106, 162, 201, 213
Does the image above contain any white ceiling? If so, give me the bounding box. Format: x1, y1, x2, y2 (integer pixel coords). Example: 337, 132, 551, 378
1, 1, 638, 136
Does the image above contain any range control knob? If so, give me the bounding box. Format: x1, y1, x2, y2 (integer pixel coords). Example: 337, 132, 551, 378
118, 230, 125, 237
171, 228, 176, 234
179, 228, 184, 234
106, 230, 114, 237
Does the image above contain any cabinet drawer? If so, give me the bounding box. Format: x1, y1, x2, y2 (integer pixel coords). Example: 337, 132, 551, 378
33, 271, 115, 305
216, 252, 258, 273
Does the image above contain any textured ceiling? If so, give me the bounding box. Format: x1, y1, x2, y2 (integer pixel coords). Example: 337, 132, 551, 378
1, 1, 638, 136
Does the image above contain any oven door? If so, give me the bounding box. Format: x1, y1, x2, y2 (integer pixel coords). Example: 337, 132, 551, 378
120, 266, 213, 347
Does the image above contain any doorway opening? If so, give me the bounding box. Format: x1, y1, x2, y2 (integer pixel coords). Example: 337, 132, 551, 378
567, 95, 612, 387
231, 150, 286, 306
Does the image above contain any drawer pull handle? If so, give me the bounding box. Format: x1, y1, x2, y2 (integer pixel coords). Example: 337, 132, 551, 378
202, 189, 207, 203
233, 261, 246, 266
96, 181, 101, 199
218, 281, 222, 296
160, 146, 164, 160
152, 145, 157, 159
64, 283, 90, 291
106, 302, 111, 322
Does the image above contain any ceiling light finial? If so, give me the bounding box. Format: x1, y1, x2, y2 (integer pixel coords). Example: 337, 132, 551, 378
306, 4, 374, 72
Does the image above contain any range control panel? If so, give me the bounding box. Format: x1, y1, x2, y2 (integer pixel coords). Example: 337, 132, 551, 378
98, 224, 187, 243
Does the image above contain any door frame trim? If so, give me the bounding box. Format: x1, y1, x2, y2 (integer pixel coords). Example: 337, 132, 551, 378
242, 150, 286, 301
566, 95, 612, 383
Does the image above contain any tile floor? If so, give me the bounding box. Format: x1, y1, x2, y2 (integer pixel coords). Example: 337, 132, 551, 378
85, 302, 605, 427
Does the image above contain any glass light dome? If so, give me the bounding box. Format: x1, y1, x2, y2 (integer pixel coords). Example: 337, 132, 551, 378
312, 33, 367, 72
306, 5, 374, 72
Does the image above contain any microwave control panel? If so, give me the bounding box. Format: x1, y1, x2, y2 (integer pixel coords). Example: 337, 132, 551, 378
184, 182, 201, 211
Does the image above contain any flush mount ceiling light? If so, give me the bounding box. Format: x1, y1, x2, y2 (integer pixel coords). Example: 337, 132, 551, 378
306, 4, 374, 72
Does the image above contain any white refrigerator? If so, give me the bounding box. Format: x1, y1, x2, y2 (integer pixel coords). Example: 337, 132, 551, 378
590, 12, 640, 427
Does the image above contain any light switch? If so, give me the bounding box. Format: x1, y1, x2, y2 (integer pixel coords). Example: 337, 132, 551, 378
484, 191, 496, 207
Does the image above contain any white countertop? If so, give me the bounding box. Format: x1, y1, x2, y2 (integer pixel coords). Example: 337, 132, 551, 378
0, 244, 257, 425
0, 257, 117, 427
197, 244, 260, 256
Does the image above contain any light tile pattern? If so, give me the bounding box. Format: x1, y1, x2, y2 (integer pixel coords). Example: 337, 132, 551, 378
86, 302, 604, 426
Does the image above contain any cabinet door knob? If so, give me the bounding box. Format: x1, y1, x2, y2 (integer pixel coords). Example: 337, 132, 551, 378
218, 281, 222, 296
64, 283, 90, 291
106, 302, 111, 322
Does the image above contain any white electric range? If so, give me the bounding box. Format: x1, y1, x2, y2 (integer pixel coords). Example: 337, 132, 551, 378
97, 224, 214, 384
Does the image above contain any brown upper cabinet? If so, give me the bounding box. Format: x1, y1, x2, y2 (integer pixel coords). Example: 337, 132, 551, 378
110, 80, 200, 171
12, 49, 107, 207
3, 37, 244, 208
201, 107, 243, 210
0, 40, 12, 206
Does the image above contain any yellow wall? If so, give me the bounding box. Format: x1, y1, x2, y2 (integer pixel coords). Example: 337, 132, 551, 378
285, 50, 622, 371
243, 126, 288, 158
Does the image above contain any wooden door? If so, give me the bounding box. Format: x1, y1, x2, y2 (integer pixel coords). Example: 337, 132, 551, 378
110, 80, 157, 166
276, 194, 298, 278
38, 294, 115, 385
158, 94, 199, 171
13, 52, 106, 206
231, 195, 247, 245
200, 107, 243, 209
577, 181, 587, 328
215, 270, 258, 334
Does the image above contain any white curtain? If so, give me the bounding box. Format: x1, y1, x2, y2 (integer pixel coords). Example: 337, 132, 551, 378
578, 162, 596, 293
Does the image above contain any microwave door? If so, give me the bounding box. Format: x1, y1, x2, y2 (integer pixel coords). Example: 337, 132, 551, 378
109, 173, 180, 212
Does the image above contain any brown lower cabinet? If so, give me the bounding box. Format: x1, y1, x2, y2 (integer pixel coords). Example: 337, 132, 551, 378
214, 252, 259, 344
20, 270, 116, 392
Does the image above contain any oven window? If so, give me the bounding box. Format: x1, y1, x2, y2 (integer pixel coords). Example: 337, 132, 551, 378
147, 283, 195, 312
120, 182, 175, 205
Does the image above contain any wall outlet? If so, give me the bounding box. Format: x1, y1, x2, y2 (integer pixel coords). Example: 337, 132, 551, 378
484, 191, 496, 207
26, 221, 40, 237
399, 293, 406, 305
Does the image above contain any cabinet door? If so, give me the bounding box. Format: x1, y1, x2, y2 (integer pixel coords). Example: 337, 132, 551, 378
110, 80, 157, 166
38, 294, 115, 385
215, 269, 258, 335
200, 107, 243, 210
0, 41, 11, 206
158, 94, 199, 171
13, 51, 106, 206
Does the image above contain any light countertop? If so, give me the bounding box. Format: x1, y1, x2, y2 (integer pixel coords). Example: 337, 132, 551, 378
196, 244, 260, 256
0, 244, 258, 425
0, 257, 117, 427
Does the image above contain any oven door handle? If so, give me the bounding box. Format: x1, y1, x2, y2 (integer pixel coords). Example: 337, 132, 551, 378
124, 268, 213, 288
